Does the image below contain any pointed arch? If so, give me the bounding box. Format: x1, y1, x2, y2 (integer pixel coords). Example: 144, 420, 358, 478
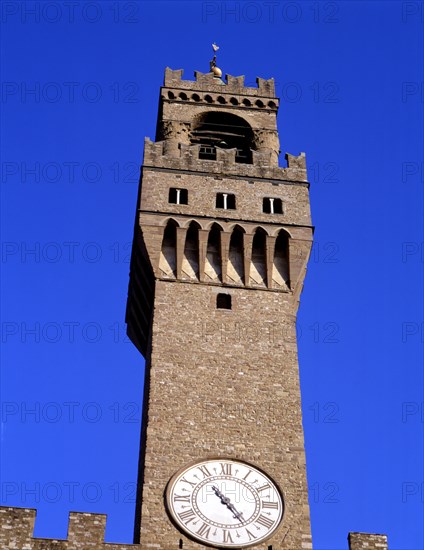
250, 227, 267, 287
205, 223, 222, 282
160, 216, 180, 228
181, 221, 201, 280
227, 225, 245, 285
159, 219, 178, 278
273, 229, 290, 289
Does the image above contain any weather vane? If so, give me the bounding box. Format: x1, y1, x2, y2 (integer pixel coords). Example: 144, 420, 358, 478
210, 43, 222, 77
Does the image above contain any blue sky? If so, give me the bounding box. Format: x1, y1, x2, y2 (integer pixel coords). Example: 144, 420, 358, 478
1, 1, 423, 549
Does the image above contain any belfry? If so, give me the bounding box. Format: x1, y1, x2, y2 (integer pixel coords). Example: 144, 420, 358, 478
0, 50, 389, 550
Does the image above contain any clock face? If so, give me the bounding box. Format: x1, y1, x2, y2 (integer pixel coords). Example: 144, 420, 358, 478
166, 458, 284, 548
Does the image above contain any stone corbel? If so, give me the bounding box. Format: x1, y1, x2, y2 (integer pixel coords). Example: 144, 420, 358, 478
220, 232, 231, 284
242, 233, 254, 286
198, 229, 209, 283
138, 223, 166, 278
176, 227, 188, 279
289, 238, 312, 291
266, 235, 277, 289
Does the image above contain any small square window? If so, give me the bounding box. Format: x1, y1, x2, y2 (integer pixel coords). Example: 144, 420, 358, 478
217, 294, 232, 309
169, 188, 188, 205
263, 197, 283, 214
216, 193, 236, 210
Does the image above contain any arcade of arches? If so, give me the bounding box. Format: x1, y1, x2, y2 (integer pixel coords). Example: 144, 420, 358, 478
158, 219, 290, 290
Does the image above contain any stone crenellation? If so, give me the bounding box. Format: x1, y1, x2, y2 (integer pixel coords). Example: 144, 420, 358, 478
163, 68, 277, 98
0, 505, 389, 549
348, 532, 389, 550
0, 506, 137, 549
143, 140, 308, 183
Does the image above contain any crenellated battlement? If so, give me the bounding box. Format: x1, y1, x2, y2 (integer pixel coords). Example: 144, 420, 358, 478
164, 67, 276, 98
143, 138, 308, 183
0, 506, 137, 549
0, 508, 389, 549
348, 532, 389, 550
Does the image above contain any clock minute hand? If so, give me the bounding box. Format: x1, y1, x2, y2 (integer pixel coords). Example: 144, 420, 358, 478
211, 486, 245, 522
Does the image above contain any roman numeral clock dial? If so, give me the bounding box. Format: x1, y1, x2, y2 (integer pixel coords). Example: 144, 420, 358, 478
166, 459, 284, 548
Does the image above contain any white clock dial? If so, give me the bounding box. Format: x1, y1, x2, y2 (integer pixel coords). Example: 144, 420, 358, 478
166, 458, 284, 548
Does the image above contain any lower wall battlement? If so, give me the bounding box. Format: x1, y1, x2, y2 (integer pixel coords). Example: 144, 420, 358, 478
348, 532, 389, 549
0, 507, 137, 549
0, 507, 388, 549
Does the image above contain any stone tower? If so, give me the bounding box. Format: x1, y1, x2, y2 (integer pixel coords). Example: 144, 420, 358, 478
125, 64, 313, 550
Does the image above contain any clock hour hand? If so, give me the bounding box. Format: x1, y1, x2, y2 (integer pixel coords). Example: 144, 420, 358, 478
211, 485, 245, 522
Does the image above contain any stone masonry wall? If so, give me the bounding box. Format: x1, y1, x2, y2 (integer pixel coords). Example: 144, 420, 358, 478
348, 532, 388, 549
0, 507, 137, 549
137, 281, 312, 549
140, 168, 311, 227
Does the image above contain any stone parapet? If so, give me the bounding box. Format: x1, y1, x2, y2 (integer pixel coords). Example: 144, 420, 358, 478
143, 139, 308, 183
0, 506, 390, 549
348, 532, 388, 549
164, 67, 276, 98
0, 507, 137, 549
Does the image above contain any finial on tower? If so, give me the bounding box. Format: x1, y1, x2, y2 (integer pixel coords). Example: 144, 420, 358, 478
210, 43, 222, 78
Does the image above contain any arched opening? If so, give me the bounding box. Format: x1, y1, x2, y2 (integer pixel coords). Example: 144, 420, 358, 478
227, 226, 245, 285
250, 228, 267, 287
190, 112, 254, 164
179, 92, 188, 100
181, 222, 200, 280
192, 93, 200, 101
159, 220, 178, 278
205, 223, 222, 282
273, 230, 289, 289
242, 98, 251, 106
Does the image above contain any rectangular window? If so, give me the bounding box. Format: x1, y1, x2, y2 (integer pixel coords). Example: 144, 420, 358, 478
263, 197, 283, 214
169, 188, 188, 205
199, 146, 216, 160
216, 193, 236, 210
217, 294, 232, 309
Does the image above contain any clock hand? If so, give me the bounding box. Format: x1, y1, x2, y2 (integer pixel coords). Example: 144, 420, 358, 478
211, 486, 245, 522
